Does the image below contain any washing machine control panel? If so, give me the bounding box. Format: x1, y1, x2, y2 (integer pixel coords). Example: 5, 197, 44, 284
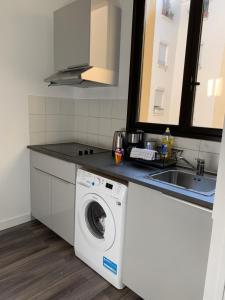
77, 169, 127, 200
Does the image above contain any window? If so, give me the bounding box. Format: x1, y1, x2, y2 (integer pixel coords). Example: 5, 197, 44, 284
158, 42, 169, 69
153, 88, 165, 114
127, 0, 224, 141
193, 1, 225, 129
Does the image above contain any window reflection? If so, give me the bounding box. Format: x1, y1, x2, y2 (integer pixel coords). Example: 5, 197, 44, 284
193, 0, 225, 129
139, 0, 190, 125
138, 0, 225, 130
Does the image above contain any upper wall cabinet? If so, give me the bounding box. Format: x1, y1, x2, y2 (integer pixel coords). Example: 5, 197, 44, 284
54, 0, 91, 71
45, 0, 121, 87
127, 0, 225, 140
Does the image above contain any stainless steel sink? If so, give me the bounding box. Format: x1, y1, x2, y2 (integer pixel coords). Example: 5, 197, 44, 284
151, 170, 216, 196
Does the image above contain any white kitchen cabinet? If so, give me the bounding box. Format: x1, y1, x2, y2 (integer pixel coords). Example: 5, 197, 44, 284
30, 151, 76, 245
51, 176, 75, 245
54, 0, 90, 71
31, 167, 52, 228
54, 0, 121, 72
123, 182, 212, 300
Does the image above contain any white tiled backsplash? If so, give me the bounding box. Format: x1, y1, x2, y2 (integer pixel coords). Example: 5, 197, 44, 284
28, 96, 127, 150
29, 96, 220, 173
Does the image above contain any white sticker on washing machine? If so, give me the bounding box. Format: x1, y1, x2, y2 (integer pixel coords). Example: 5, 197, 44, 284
103, 257, 117, 275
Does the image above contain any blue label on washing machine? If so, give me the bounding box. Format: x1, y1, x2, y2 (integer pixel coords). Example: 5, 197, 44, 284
103, 257, 117, 275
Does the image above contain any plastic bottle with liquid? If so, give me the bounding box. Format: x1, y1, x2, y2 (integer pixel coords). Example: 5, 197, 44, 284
161, 127, 174, 160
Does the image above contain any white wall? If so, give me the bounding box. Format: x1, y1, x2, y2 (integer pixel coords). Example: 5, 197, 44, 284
0, 0, 76, 230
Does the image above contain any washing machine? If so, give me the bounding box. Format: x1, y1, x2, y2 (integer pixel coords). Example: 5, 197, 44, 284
75, 168, 127, 289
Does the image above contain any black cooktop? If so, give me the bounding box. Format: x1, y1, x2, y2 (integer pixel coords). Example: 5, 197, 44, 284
40, 143, 107, 158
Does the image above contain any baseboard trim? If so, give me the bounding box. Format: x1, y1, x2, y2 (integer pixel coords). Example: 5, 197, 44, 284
0, 214, 31, 231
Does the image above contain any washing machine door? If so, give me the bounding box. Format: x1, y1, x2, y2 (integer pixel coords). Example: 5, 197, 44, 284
78, 193, 116, 251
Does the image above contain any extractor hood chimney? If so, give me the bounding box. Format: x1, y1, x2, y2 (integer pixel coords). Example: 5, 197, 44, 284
45, 0, 121, 88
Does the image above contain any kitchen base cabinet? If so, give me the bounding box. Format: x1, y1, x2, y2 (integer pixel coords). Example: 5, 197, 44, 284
30, 151, 76, 245
51, 176, 75, 245
123, 183, 212, 300
31, 167, 52, 228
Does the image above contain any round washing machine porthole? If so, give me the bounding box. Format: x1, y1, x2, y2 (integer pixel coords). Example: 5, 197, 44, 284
78, 193, 116, 252
86, 201, 106, 240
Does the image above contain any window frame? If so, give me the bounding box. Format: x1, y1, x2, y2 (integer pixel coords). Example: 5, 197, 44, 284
126, 0, 222, 141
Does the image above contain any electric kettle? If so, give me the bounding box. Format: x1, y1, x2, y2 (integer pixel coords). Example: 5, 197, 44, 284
112, 131, 127, 156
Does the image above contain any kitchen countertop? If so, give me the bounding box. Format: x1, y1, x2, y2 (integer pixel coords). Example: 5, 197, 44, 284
28, 143, 215, 210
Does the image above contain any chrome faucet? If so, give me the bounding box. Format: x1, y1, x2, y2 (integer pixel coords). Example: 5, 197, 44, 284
173, 149, 205, 176
179, 156, 196, 170
196, 158, 205, 176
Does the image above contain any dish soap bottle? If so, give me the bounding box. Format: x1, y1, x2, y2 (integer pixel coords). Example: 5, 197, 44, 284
161, 127, 174, 160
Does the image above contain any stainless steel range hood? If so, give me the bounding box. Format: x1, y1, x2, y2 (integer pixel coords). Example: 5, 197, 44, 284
45, 0, 121, 88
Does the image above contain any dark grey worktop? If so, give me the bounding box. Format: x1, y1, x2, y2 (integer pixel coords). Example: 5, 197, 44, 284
28, 143, 214, 210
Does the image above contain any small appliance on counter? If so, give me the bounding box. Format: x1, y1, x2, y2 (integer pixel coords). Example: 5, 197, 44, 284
112, 131, 127, 157
126, 130, 144, 159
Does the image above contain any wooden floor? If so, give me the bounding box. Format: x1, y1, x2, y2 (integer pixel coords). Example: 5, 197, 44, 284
0, 221, 141, 300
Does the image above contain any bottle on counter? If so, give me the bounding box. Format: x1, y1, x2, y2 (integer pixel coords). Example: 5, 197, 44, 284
161, 127, 174, 160
114, 148, 124, 165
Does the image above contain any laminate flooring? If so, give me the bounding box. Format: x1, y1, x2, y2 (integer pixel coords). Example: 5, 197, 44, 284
0, 220, 141, 300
